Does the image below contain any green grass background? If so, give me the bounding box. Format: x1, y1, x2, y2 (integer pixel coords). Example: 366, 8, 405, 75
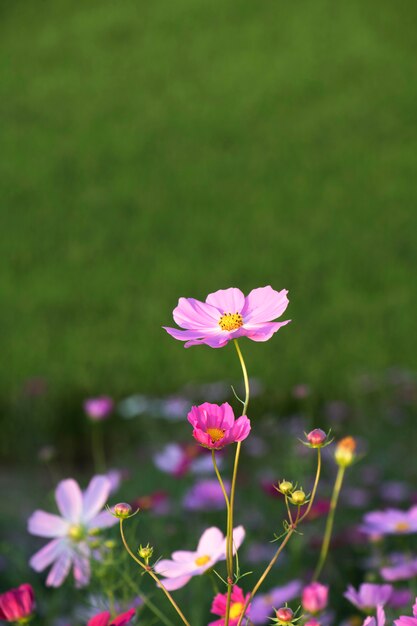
1, 0, 417, 407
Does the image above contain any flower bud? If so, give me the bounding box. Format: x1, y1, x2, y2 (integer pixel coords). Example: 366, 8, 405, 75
291, 490, 306, 505
302, 582, 328, 614
334, 436, 356, 467
112, 502, 132, 519
138, 544, 154, 561
278, 480, 294, 495
306, 429, 327, 448
276, 607, 294, 623
305, 620, 321, 626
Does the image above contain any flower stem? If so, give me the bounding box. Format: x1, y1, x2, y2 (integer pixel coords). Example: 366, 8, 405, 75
312, 464, 345, 581
212, 450, 232, 574
119, 520, 191, 626
224, 340, 250, 626
236, 446, 323, 626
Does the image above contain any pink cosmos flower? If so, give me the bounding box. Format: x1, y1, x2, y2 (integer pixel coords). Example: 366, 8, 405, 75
183, 478, 231, 511
361, 507, 417, 536
250, 581, 302, 625
154, 525, 245, 591
164, 286, 290, 348
344, 584, 393, 611
28, 475, 117, 587
84, 397, 114, 421
394, 599, 417, 626
0, 584, 35, 622
381, 554, 417, 582
187, 402, 250, 450
210, 585, 251, 626
88, 608, 135, 626
302, 582, 329, 614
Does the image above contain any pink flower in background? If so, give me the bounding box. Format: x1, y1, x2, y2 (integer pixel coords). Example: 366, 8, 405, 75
187, 402, 250, 450
381, 554, 417, 582
394, 599, 417, 626
183, 478, 231, 511
302, 582, 329, 614
361, 507, 417, 536
154, 526, 245, 591
210, 585, 251, 626
84, 397, 114, 421
0, 584, 35, 622
250, 581, 302, 624
164, 286, 290, 348
153, 443, 195, 477
88, 608, 135, 626
344, 584, 393, 611
28, 476, 117, 587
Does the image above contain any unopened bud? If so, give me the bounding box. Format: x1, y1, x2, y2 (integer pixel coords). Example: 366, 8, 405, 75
291, 490, 306, 505
138, 544, 154, 561
276, 607, 294, 623
278, 480, 294, 495
112, 502, 132, 519
334, 437, 356, 467
306, 429, 327, 447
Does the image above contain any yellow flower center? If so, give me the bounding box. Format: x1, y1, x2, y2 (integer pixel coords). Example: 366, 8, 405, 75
206, 428, 225, 443
195, 554, 211, 566
68, 524, 84, 541
395, 521, 410, 532
230, 602, 244, 620
218, 312, 243, 332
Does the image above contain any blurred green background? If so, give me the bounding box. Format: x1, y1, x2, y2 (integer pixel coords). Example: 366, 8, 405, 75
1, 0, 417, 454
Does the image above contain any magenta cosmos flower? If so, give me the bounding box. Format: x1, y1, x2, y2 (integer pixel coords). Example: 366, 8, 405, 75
187, 402, 250, 450
88, 608, 135, 626
394, 599, 417, 626
362, 507, 417, 536
363, 606, 386, 626
28, 475, 117, 587
163, 286, 290, 348
0, 584, 35, 622
302, 582, 329, 614
84, 397, 114, 421
154, 525, 245, 591
210, 585, 251, 626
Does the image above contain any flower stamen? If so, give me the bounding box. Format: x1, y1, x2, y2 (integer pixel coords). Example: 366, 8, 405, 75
218, 312, 243, 332
195, 554, 211, 566
206, 428, 225, 443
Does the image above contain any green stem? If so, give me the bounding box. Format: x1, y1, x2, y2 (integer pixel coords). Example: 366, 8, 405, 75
225, 340, 250, 626
119, 520, 191, 626
119, 569, 175, 626
312, 465, 345, 581
300, 448, 322, 522
212, 450, 232, 575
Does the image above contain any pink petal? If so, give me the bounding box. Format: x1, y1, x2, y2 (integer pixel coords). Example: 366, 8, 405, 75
29, 539, 64, 572
205, 288, 245, 314
111, 608, 136, 625
215, 525, 245, 560
55, 479, 83, 523
229, 415, 251, 442
173, 297, 220, 329
89, 510, 118, 529
171, 550, 196, 562
88, 611, 111, 626
154, 559, 196, 578
164, 327, 213, 341
82, 475, 111, 522
45, 550, 73, 587
28, 510, 69, 538
197, 527, 224, 555
73, 544, 91, 588
241, 320, 291, 342
159, 575, 192, 591
193, 427, 218, 448
242, 287, 289, 323
184, 333, 230, 348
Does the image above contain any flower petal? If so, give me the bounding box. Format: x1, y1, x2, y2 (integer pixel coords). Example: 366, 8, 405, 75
82, 475, 111, 522
89, 510, 118, 529
29, 539, 64, 572
242, 287, 289, 323
45, 550, 73, 587
88, 612, 111, 626
159, 575, 192, 591
111, 608, 136, 625
173, 297, 220, 329
73, 543, 91, 588
229, 415, 251, 442
206, 288, 245, 315
28, 510, 69, 538
184, 333, 230, 349
241, 320, 291, 342
197, 527, 224, 555
55, 479, 83, 523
